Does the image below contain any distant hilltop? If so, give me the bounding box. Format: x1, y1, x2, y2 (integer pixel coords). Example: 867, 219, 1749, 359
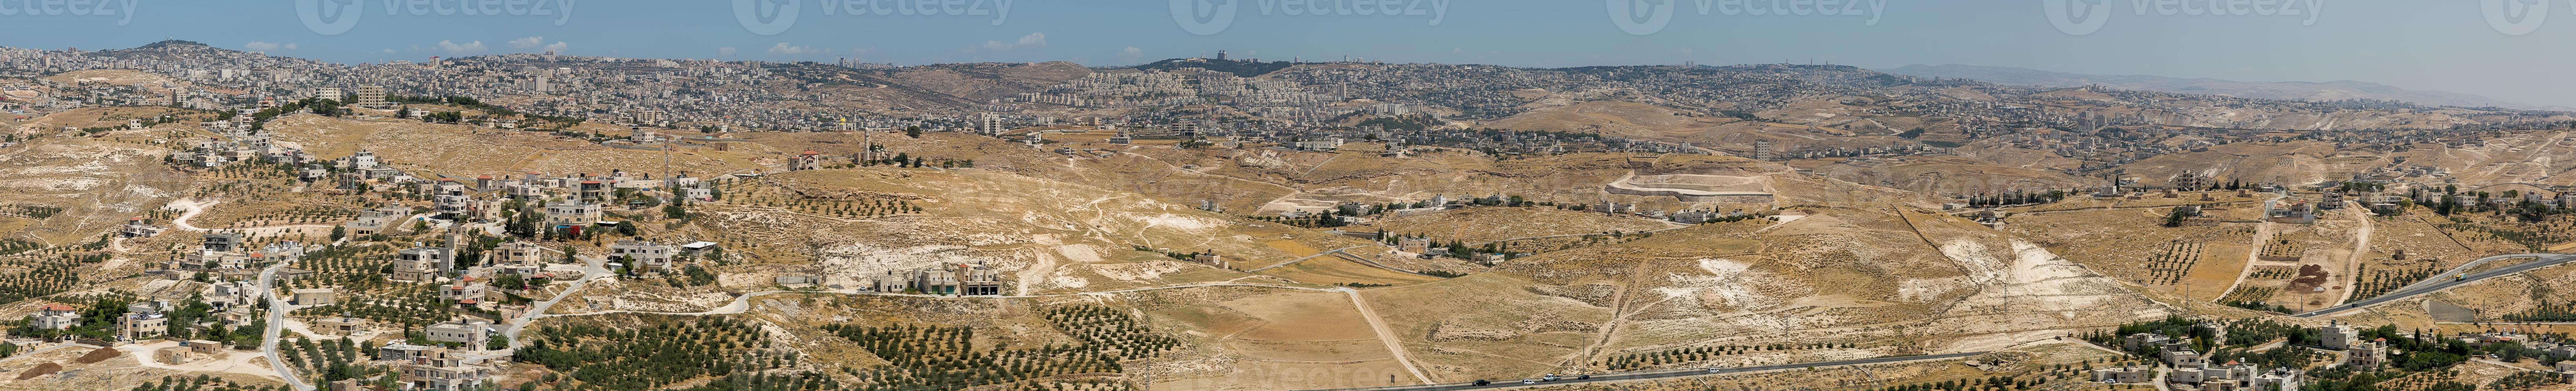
133, 40, 210, 49
1880, 64, 2571, 111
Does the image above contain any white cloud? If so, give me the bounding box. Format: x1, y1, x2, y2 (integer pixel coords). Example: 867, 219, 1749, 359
381, 49, 397, 54
766, 43, 814, 55
434, 40, 488, 55
1117, 46, 1145, 62
285, 43, 298, 50
244, 41, 287, 51
718, 47, 738, 57
977, 33, 1048, 51
503, 36, 569, 54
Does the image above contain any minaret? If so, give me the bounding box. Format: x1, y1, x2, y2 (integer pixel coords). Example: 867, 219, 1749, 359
847, 118, 869, 162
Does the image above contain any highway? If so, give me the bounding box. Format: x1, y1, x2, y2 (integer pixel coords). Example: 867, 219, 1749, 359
2293, 253, 2576, 318
1295, 352, 1986, 391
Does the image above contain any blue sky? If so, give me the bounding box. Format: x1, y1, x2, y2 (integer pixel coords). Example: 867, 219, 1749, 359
4, 0, 2574, 107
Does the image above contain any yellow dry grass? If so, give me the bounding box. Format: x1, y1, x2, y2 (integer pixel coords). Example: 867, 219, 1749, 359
1258, 255, 1443, 286
1262, 240, 1319, 257
1149, 290, 1418, 391
2174, 243, 2249, 301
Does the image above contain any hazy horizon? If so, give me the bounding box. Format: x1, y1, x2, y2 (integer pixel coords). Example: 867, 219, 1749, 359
6, 0, 2572, 106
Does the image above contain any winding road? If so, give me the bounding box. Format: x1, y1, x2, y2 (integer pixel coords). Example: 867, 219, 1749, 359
478, 251, 615, 360
256, 263, 314, 391
2294, 253, 2576, 318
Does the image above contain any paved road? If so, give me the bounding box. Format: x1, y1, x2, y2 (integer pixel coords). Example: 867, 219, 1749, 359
2294, 253, 2576, 317
484, 252, 615, 359
256, 263, 315, 391
1296, 352, 1986, 391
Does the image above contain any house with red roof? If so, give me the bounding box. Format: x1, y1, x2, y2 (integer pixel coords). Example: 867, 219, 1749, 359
29, 303, 78, 330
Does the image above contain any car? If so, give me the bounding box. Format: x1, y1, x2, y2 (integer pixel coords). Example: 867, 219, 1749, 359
1576, 375, 1591, 380
1541, 374, 1561, 381
1520, 379, 1535, 385
1471, 379, 1490, 386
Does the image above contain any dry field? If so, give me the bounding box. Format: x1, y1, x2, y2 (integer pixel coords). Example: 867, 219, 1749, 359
1356, 206, 1682, 245
1256, 255, 1442, 287
2001, 205, 2254, 291
1813, 156, 2095, 196
0, 136, 192, 245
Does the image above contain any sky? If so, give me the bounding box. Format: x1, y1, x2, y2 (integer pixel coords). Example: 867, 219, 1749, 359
4, 0, 2574, 107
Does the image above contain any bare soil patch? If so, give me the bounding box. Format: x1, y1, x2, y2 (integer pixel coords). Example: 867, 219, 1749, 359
13, 363, 57, 380
2289, 264, 2329, 291
73, 347, 121, 363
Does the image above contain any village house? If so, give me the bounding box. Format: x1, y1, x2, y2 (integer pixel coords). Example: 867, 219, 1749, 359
609, 239, 678, 274
543, 196, 603, 233
28, 304, 78, 330
2122, 333, 2171, 350
204, 280, 260, 310
345, 207, 409, 236
291, 288, 336, 306
2347, 340, 2387, 369
2090, 365, 2150, 383
188, 340, 223, 355
314, 316, 365, 336
116, 301, 169, 341
1398, 237, 1431, 254
120, 217, 167, 238
2168, 361, 2300, 390
2551, 361, 2576, 385
393, 245, 451, 282
870, 263, 1004, 296
430, 180, 472, 215
2160, 342, 2204, 368
439, 277, 487, 302
498, 242, 548, 265
202, 232, 242, 253
2321, 320, 2358, 350
424, 320, 491, 347
1188, 250, 1229, 269
378, 343, 438, 361
397, 347, 495, 391
788, 150, 824, 171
